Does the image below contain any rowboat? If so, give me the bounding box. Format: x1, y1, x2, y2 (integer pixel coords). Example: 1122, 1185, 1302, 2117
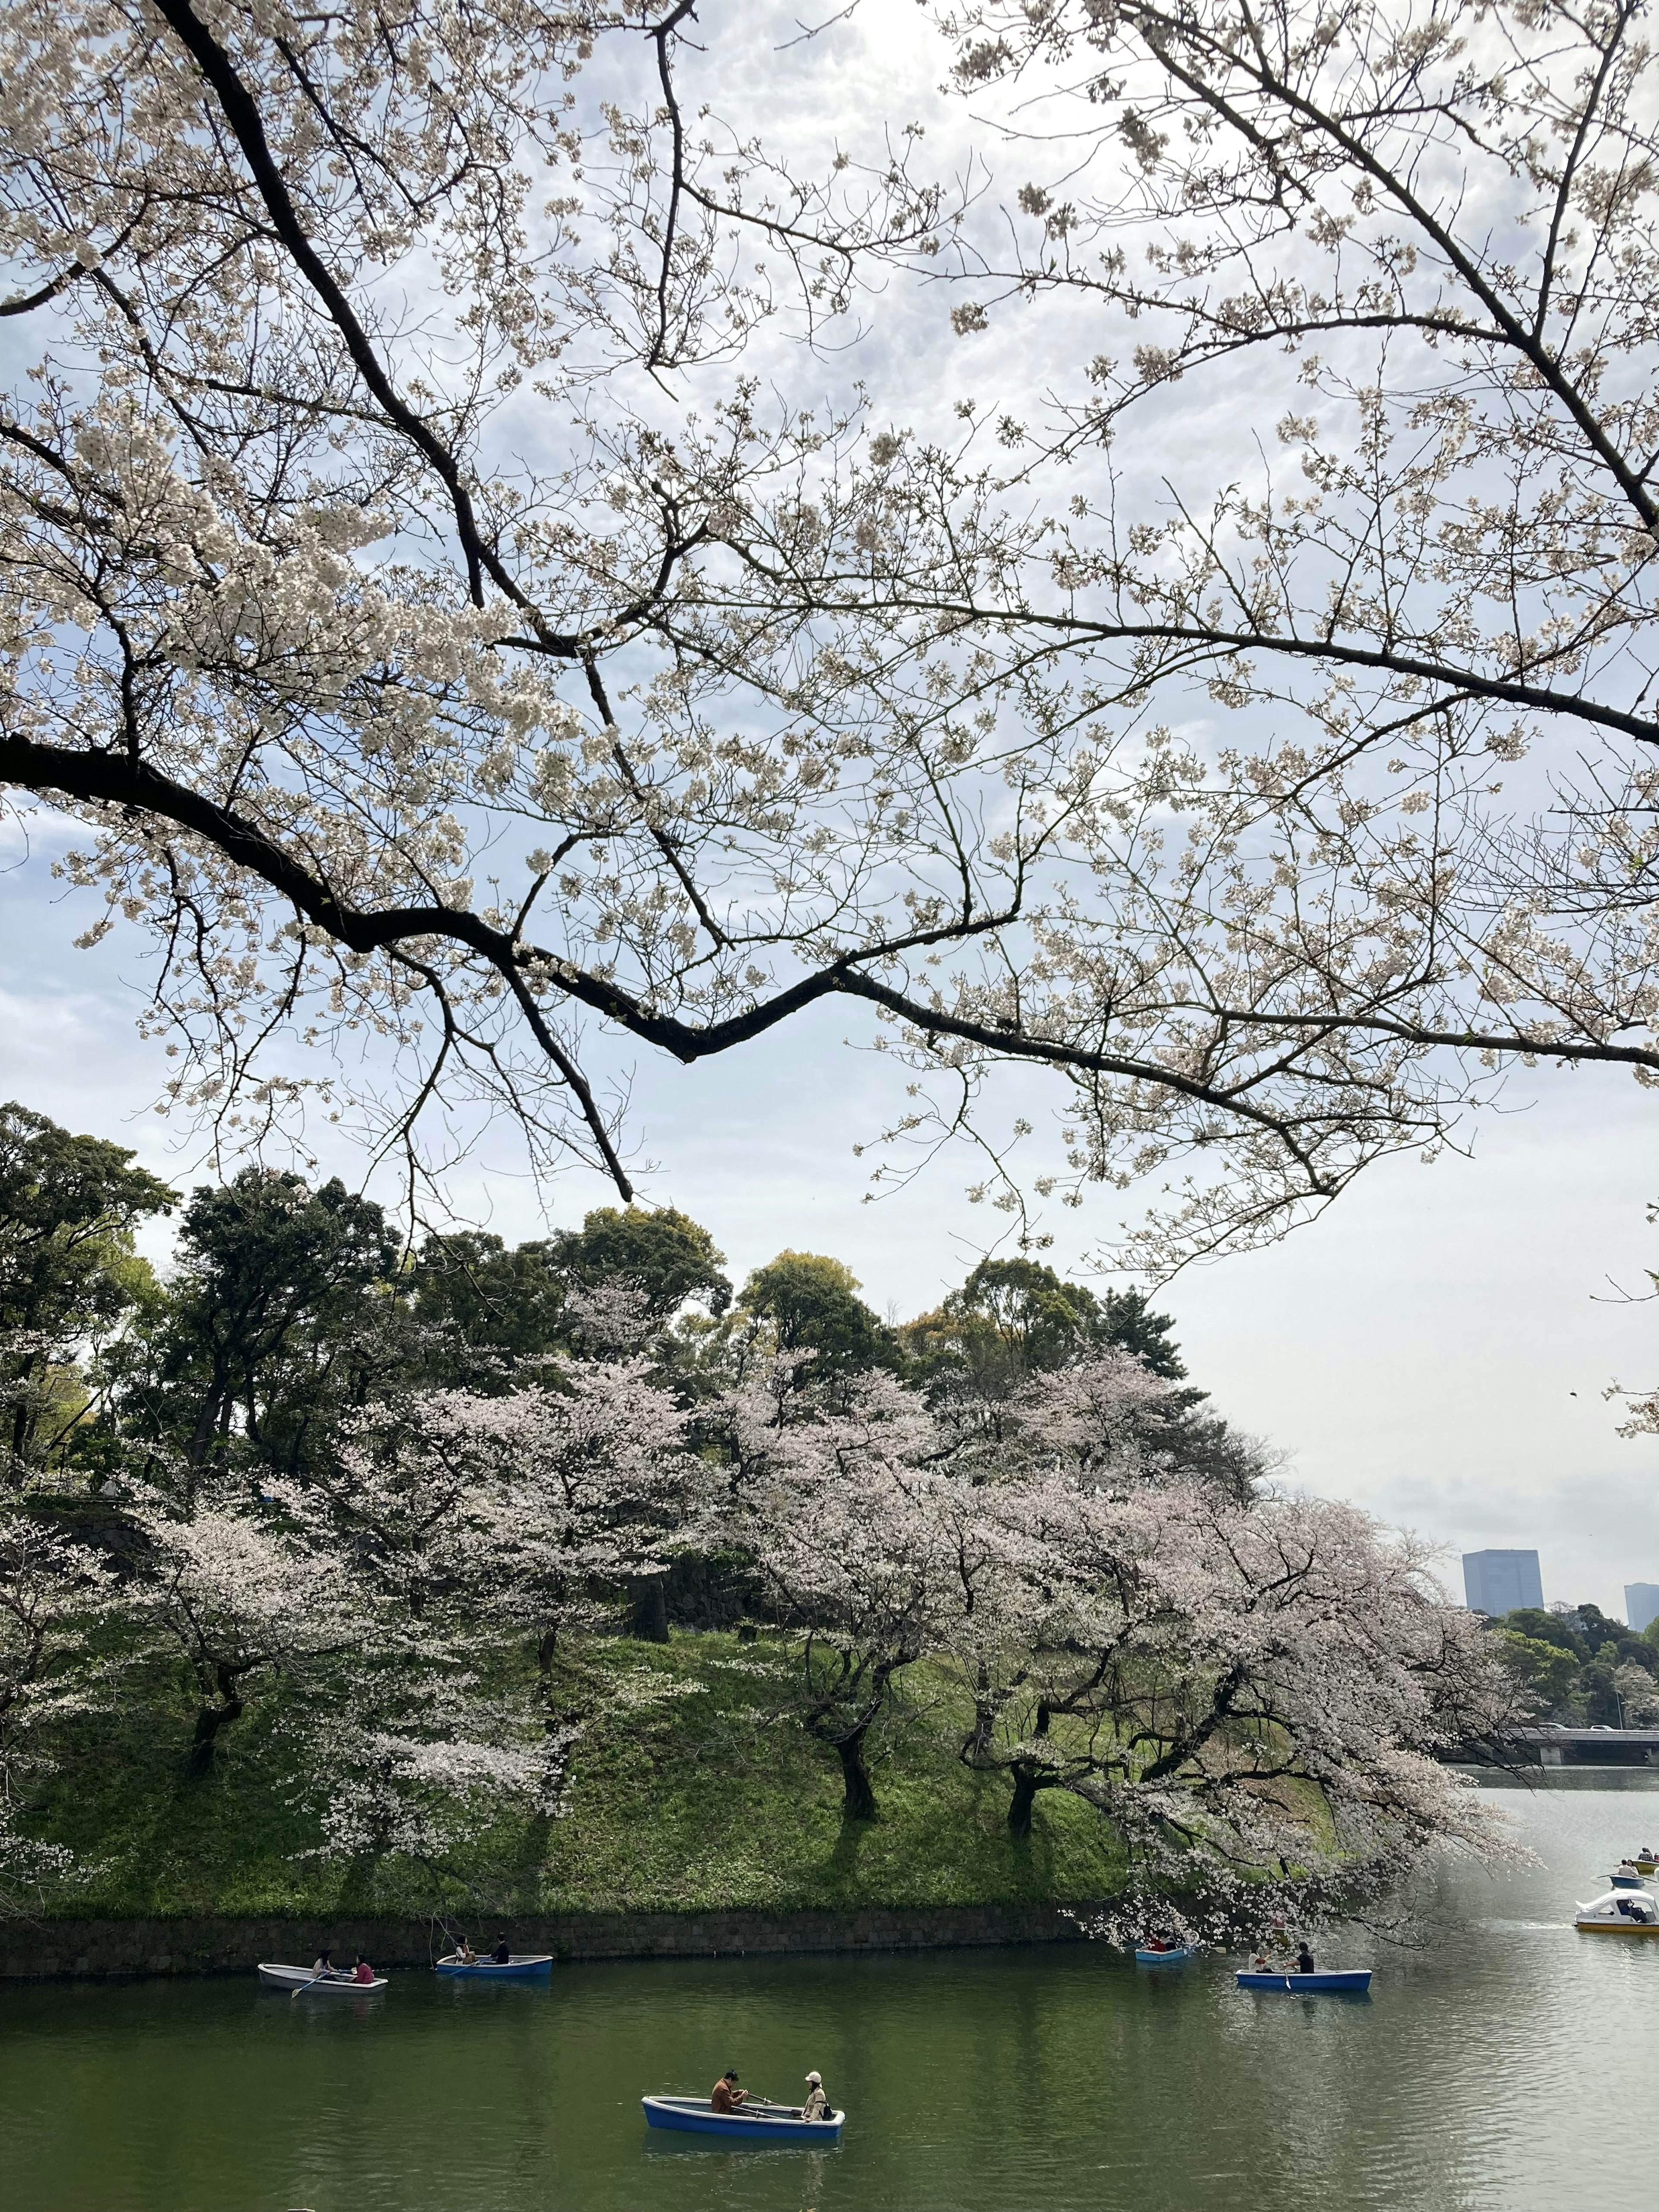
1135, 1945, 1192, 1966
257, 1963, 388, 1993
1236, 1969, 1373, 1993
1608, 1865, 1646, 1889
434, 1953, 553, 1980
1576, 1889, 1659, 1933
641, 2095, 845, 2143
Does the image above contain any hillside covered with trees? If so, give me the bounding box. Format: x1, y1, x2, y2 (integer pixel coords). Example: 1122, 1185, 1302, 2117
3, 1100, 1518, 1939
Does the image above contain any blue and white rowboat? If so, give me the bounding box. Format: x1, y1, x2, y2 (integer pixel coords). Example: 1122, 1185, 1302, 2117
641, 2095, 845, 2143
1135, 1946, 1192, 1966
433, 1953, 553, 1980
1236, 1969, 1372, 1993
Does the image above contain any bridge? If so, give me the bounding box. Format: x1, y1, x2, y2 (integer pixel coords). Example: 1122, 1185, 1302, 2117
1457, 1725, 1659, 1768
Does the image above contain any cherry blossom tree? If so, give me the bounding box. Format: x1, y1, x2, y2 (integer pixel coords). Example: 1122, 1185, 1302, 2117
0, 1507, 122, 1904
948, 1463, 1518, 1921
273, 1354, 702, 1841
122, 1482, 375, 1773
4, 1, 1656, 1269
732, 1369, 951, 1819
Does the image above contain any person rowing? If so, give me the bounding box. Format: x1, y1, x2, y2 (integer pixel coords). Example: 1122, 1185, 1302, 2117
310, 1949, 343, 1980
710, 2070, 748, 2113
493, 1936, 512, 1964
1294, 1943, 1316, 1975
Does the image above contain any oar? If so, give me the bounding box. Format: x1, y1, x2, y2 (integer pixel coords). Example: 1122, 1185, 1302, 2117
290, 1965, 331, 2001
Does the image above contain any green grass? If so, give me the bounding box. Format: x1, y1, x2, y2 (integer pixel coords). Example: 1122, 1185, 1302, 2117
28, 1633, 1129, 1922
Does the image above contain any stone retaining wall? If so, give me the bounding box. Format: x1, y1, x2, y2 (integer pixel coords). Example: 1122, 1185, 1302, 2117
0, 1900, 1103, 1980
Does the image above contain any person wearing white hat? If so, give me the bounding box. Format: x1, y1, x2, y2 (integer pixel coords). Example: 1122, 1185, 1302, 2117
800, 2071, 830, 2121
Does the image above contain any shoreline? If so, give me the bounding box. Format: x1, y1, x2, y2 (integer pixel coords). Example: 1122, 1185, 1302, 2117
0, 1899, 1105, 1980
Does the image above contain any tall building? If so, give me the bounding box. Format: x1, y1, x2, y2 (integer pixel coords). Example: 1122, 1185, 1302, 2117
1626, 1584, 1659, 1635
1462, 1549, 1543, 1616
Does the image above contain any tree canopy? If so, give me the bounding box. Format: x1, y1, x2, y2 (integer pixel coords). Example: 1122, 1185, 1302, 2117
1, 1, 1655, 1268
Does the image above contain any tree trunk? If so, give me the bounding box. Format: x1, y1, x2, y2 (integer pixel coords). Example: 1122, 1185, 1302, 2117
1007, 1765, 1040, 1840
836, 1729, 877, 1821
629, 1574, 669, 1643
188, 1670, 244, 1776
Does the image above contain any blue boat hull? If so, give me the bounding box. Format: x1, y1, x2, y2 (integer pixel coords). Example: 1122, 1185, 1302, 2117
1236, 1970, 1372, 1993
642, 2097, 843, 2143
434, 1956, 553, 1980
1135, 1947, 1191, 1965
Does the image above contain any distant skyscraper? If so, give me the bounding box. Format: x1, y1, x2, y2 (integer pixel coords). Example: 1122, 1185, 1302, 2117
1462, 1550, 1544, 1616
1626, 1584, 1659, 1635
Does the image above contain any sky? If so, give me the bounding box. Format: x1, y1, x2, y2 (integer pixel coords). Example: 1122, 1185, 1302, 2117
3, 0, 1656, 1616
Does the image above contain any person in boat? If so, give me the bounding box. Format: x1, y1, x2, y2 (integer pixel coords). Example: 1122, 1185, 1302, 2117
493, 1937, 512, 1964
1294, 1944, 1316, 1975
353, 1955, 375, 1984
454, 1938, 477, 1964
799, 2071, 829, 2121
311, 1949, 340, 1979
710, 2071, 748, 2113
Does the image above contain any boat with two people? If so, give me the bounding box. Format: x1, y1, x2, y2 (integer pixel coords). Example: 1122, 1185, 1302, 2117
644, 2069, 845, 2143
435, 1950, 553, 1980
1237, 1940, 1371, 1993
1576, 1888, 1659, 1935
1135, 1942, 1192, 1967
1608, 1861, 1647, 1889
257, 1961, 388, 1994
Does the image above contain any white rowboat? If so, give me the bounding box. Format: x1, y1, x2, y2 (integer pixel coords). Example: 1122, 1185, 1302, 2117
257, 1962, 389, 1992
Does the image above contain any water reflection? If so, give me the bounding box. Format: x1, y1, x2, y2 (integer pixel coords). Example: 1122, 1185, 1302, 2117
0, 1781, 1652, 2212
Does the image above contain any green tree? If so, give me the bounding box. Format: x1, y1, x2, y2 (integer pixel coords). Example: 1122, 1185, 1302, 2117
410, 1232, 570, 1373
737, 1252, 897, 1382
1503, 1608, 1587, 1661
126, 1169, 401, 1480
548, 1205, 731, 1325
0, 1103, 174, 1466
1498, 1630, 1580, 1712
903, 1260, 1189, 1398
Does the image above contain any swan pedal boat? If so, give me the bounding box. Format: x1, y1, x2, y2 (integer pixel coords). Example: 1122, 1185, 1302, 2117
1135, 1945, 1192, 1965
641, 2094, 845, 2142
1236, 1968, 1373, 1993
1576, 1890, 1659, 1933
434, 1953, 553, 1980
257, 1963, 388, 1993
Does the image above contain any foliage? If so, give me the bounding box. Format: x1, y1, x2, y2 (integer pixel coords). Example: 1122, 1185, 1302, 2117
0, 1109, 1519, 1934
3, 5, 1659, 1268
0, 1104, 175, 1466
1497, 1605, 1659, 1722
735, 1252, 899, 1384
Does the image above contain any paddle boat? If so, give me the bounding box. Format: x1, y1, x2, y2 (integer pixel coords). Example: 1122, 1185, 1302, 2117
1576, 1889, 1659, 1934
1236, 1968, 1373, 1993
1634, 1852, 1659, 1876
642, 2095, 845, 2143
1135, 1945, 1192, 1966
257, 1963, 388, 1993
434, 1952, 553, 1980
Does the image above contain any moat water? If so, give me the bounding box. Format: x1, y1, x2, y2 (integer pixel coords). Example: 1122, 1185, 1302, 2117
1, 1780, 1652, 2211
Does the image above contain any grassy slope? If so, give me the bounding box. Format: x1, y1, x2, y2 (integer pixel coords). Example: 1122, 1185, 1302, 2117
32, 1633, 1128, 1922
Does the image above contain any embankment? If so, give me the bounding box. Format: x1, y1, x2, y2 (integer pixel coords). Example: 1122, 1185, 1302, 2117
0, 1899, 1101, 1979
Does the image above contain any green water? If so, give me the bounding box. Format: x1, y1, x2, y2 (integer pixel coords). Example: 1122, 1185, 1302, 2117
1, 1783, 1653, 2211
